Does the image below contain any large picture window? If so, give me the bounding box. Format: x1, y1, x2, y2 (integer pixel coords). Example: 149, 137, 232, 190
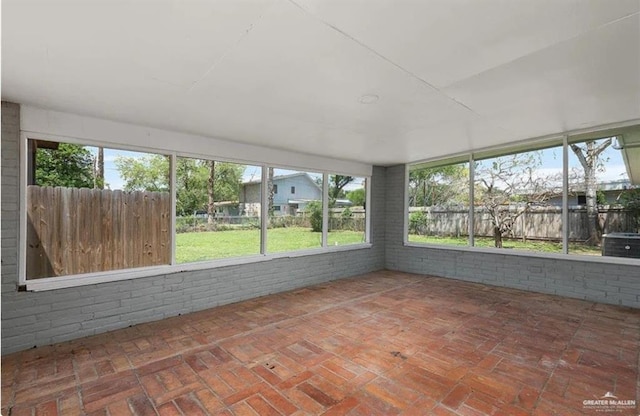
407, 133, 640, 260
22, 139, 371, 285
568, 137, 638, 256
26, 139, 171, 279
174, 157, 261, 263
473, 146, 563, 253
266, 169, 323, 253
407, 160, 470, 246
328, 175, 367, 247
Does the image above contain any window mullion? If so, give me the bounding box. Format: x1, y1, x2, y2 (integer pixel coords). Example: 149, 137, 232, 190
469, 154, 475, 247
322, 173, 328, 247
562, 136, 569, 254
261, 166, 269, 255
170, 153, 177, 265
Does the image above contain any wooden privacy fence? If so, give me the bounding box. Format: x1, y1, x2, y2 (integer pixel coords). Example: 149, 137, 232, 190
410, 206, 638, 241
27, 186, 171, 279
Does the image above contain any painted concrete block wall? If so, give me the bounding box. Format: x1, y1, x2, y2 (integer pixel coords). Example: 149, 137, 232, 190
0, 102, 386, 355
384, 164, 640, 309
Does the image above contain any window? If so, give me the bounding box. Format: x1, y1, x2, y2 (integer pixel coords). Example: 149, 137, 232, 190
26, 139, 171, 279
21, 136, 371, 287
407, 160, 470, 246
174, 157, 261, 263
473, 145, 563, 253
267, 169, 323, 253
406, 132, 640, 261
328, 175, 367, 246
568, 137, 637, 256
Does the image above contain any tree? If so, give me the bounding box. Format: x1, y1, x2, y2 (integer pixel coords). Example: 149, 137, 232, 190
267, 167, 275, 217
175, 158, 206, 216
329, 175, 354, 206
621, 188, 640, 232
207, 160, 215, 224
570, 138, 612, 246
93, 147, 105, 189
409, 164, 468, 207
307, 200, 323, 232
115, 154, 170, 192
116, 155, 244, 217
345, 188, 366, 206
476, 153, 560, 248
35, 143, 95, 188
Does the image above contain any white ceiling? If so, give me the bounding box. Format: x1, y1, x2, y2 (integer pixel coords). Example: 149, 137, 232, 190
2, 0, 640, 166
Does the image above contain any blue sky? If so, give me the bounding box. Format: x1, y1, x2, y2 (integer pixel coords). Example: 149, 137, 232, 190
476, 141, 629, 184
99, 150, 366, 191
96, 138, 628, 191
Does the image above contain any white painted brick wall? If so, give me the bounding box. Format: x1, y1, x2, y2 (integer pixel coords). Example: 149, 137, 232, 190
384, 164, 640, 309
3, 101, 637, 355
0, 102, 386, 354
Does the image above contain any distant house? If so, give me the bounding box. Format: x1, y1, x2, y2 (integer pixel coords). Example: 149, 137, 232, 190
240, 173, 322, 216
547, 179, 638, 206
193, 201, 240, 218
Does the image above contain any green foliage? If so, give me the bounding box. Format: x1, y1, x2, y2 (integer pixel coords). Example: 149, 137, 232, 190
341, 207, 353, 218
345, 188, 365, 206
35, 143, 95, 188
621, 189, 640, 229
175, 227, 364, 263
622, 188, 640, 210
307, 200, 323, 232
329, 175, 354, 206
409, 164, 469, 207
408, 235, 601, 255
116, 155, 244, 216
409, 211, 429, 235
115, 154, 169, 192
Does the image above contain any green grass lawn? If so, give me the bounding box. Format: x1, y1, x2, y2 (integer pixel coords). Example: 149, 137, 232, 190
176, 227, 365, 263
408, 235, 601, 255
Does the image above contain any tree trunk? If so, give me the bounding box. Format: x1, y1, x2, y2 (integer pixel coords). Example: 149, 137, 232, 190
583, 165, 600, 245
570, 139, 610, 246
94, 147, 104, 189
493, 226, 503, 248
207, 160, 215, 224
267, 167, 275, 217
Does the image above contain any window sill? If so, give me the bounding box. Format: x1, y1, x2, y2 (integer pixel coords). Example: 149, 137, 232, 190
24, 243, 373, 291
403, 241, 640, 266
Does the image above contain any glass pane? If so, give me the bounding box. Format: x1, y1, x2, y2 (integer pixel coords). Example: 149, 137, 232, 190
175, 158, 260, 263
474, 147, 563, 252
328, 176, 367, 246
267, 168, 323, 253
407, 162, 470, 245
568, 137, 638, 257
26, 139, 171, 279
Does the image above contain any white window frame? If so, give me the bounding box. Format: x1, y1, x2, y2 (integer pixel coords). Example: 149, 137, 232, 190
19, 134, 372, 291
403, 122, 640, 266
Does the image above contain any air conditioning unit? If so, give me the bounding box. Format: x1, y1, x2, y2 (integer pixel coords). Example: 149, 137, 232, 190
602, 233, 640, 258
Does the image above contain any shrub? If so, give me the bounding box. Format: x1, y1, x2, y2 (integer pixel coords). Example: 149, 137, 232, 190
307, 201, 323, 232
409, 211, 429, 235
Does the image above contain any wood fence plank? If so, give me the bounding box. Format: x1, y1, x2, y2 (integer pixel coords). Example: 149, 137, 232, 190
25, 186, 170, 279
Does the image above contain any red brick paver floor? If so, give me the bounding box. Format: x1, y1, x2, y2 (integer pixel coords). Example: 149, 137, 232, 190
2, 271, 639, 415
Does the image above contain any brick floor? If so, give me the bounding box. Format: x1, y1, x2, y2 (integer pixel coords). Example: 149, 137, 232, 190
2, 271, 639, 415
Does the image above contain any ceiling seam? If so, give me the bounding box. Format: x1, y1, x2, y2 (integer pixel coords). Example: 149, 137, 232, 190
288, 1, 638, 141
286, 0, 509, 130
443, 10, 640, 91
187, 0, 279, 92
